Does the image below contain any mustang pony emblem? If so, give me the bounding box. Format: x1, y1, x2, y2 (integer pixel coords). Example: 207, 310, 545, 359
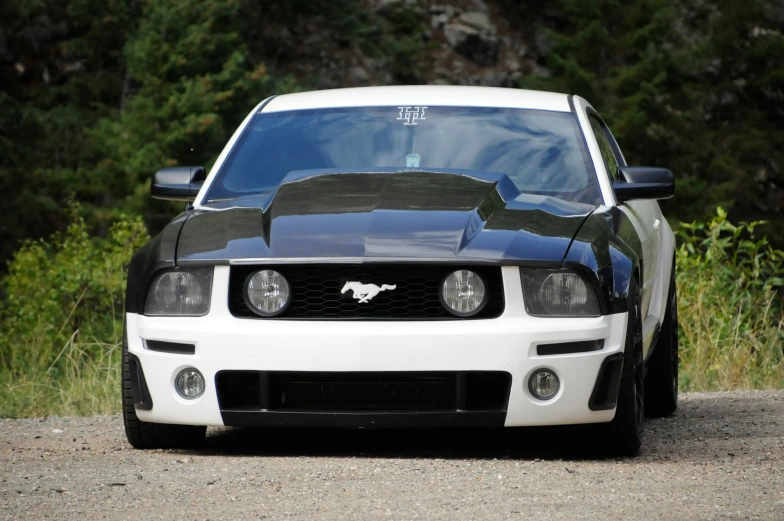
341, 281, 397, 303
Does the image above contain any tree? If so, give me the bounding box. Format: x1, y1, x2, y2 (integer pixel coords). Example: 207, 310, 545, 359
0, 0, 133, 264
519, 0, 784, 240
85, 0, 278, 230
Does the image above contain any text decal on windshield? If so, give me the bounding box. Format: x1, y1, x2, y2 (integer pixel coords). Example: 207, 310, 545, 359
397, 106, 427, 125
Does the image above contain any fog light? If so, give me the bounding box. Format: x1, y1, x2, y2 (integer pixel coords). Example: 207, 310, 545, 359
244, 270, 291, 317
175, 368, 205, 399
440, 270, 487, 317
528, 369, 560, 400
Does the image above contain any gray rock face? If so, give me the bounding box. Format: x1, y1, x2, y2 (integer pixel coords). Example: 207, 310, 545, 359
375, 0, 419, 16
347, 66, 370, 84
430, 4, 461, 17
434, 66, 457, 83
431, 12, 450, 30
443, 20, 498, 66
480, 69, 507, 87
458, 12, 492, 33
444, 23, 475, 47
470, 0, 490, 13
533, 64, 552, 78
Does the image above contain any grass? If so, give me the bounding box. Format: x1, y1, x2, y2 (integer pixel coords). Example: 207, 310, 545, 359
0, 208, 147, 418
675, 208, 783, 391
678, 280, 783, 390
0, 207, 781, 418
0, 339, 121, 418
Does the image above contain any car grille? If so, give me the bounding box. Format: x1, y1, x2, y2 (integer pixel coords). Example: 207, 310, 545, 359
228, 264, 504, 320
215, 371, 512, 412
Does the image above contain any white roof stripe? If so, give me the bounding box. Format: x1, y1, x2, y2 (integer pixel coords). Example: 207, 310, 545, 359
262, 86, 571, 113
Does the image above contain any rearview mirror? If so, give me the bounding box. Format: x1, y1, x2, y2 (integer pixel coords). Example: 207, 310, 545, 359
151, 167, 206, 201
613, 166, 674, 203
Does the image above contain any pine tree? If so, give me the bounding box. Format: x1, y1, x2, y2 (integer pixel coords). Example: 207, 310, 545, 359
85, 0, 277, 229
519, 0, 784, 239
0, 0, 133, 263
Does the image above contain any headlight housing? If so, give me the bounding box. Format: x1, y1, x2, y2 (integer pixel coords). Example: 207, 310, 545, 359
520, 269, 601, 317
144, 267, 213, 316
440, 269, 488, 317
243, 269, 291, 317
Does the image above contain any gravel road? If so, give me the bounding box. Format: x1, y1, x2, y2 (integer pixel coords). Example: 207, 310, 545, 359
2, 391, 783, 520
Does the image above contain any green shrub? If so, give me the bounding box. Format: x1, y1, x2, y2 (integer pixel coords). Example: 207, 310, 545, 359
676, 207, 784, 391
0, 206, 148, 417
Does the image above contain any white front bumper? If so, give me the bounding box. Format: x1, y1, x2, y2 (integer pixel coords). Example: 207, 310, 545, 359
128, 266, 627, 427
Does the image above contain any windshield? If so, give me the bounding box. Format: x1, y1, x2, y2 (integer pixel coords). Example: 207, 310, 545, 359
204, 106, 601, 205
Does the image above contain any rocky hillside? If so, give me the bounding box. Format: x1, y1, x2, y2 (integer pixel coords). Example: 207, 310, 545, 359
256, 0, 546, 89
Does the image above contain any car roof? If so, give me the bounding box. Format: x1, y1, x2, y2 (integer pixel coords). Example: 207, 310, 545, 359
262, 86, 572, 113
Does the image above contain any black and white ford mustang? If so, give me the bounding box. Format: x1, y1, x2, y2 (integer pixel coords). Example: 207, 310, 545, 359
122, 86, 678, 456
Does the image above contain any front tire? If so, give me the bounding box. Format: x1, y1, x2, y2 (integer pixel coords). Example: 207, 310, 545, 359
601, 277, 644, 457
122, 321, 206, 449
644, 262, 679, 417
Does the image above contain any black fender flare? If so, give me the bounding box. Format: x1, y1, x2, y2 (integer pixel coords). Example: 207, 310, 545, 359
125, 211, 191, 314
563, 207, 642, 315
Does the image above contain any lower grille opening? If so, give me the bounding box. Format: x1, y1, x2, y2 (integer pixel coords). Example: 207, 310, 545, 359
216, 371, 511, 412
465, 372, 510, 410
216, 371, 263, 410
271, 372, 456, 411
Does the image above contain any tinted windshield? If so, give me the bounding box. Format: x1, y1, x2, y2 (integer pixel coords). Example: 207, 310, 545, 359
205, 106, 601, 204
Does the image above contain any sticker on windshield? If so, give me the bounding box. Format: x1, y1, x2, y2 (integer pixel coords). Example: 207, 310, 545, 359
397, 106, 427, 125
406, 153, 421, 168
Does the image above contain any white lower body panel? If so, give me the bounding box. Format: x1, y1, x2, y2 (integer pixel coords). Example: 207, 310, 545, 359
128, 266, 628, 428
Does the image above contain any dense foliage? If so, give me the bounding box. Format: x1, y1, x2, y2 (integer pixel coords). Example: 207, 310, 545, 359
676, 208, 783, 390
0, 207, 148, 416
517, 0, 784, 229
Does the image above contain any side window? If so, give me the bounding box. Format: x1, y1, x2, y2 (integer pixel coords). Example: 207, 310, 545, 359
588, 115, 621, 181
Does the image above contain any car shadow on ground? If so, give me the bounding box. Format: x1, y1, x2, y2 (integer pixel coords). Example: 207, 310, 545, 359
190, 423, 625, 461
178, 393, 782, 462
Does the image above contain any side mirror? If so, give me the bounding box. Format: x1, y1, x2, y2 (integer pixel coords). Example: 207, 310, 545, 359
613, 166, 674, 203
151, 166, 206, 201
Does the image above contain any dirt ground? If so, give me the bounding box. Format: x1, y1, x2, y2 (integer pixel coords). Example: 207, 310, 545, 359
2, 390, 783, 520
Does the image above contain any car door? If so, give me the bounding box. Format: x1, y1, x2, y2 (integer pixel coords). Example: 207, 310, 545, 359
587, 113, 661, 325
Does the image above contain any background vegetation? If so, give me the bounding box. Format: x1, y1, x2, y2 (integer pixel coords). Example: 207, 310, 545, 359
676, 209, 782, 391
0, 0, 782, 416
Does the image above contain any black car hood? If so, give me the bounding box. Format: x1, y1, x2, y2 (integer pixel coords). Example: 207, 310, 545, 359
176, 169, 596, 264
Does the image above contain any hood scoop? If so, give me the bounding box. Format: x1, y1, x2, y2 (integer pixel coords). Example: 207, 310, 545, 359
263, 169, 517, 217
176, 169, 595, 264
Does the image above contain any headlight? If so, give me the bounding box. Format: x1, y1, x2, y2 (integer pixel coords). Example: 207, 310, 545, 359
244, 270, 291, 317
520, 269, 601, 317
440, 270, 488, 317
144, 267, 213, 316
